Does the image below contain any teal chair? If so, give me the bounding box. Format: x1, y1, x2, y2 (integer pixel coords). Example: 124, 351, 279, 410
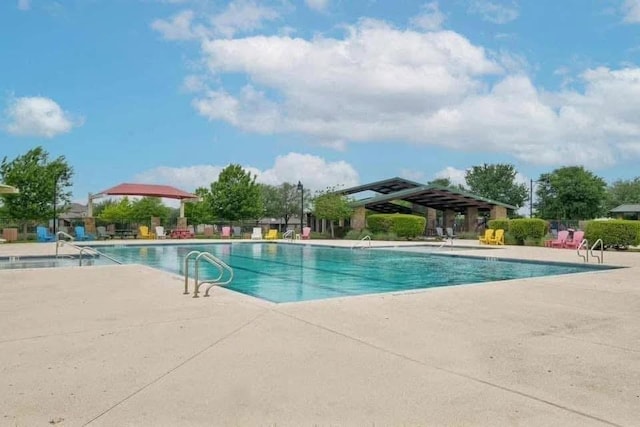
36, 226, 55, 242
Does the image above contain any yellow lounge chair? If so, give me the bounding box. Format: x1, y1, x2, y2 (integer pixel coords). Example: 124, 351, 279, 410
265, 229, 278, 240
488, 229, 505, 245
139, 225, 155, 239
478, 229, 494, 244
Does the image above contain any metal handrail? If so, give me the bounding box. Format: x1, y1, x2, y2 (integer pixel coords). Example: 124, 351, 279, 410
55, 231, 75, 257
590, 238, 604, 264
438, 237, 453, 249
183, 250, 202, 294
193, 252, 233, 298
56, 240, 122, 266
282, 230, 295, 240
351, 235, 371, 249
576, 239, 589, 262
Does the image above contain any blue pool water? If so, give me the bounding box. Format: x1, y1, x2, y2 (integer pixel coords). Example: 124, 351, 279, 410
94, 243, 614, 303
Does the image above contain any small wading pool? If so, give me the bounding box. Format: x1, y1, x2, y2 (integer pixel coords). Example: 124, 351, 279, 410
86, 243, 617, 303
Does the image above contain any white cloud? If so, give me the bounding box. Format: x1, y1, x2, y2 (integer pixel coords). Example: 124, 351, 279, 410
400, 169, 426, 182
151, 10, 199, 40
468, 0, 519, 24
434, 167, 467, 187
210, 0, 279, 38
622, 0, 640, 23
4, 96, 81, 138
133, 152, 359, 193
305, 0, 329, 12
410, 2, 446, 31
17, 0, 30, 11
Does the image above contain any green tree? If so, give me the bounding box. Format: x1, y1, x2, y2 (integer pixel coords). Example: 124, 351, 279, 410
130, 197, 171, 223
261, 182, 312, 230
313, 189, 353, 238
604, 177, 640, 213
184, 187, 215, 224
465, 163, 528, 209
98, 198, 133, 226
209, 164, 263, 223
0, 147, 73, 234
428, 177, 466, 191
535, 166, 607, 220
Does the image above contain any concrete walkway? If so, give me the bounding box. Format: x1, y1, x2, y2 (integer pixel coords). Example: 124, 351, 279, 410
0, 240, 639, 426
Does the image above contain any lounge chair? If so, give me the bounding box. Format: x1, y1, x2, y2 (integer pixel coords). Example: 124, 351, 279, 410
301, 227, 311, 240
155, 226, 166, 239
435, 227, 445, 239
479, 229, 494, 244
564, 230, 585, 249
36, 226, 55, 242
446, 227, 457, 239
96, 226, 111, 240
233, 226, 242, 238
221, 226, 231, 239
138, 225, 155, 239
549, 230, 569, 248
74, 226, 95, 241
265, 229, 278, 240
488, 229, 505, 245
251, 227, 263, 240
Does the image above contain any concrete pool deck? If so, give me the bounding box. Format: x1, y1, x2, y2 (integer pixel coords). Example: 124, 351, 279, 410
1, 240, 639, 426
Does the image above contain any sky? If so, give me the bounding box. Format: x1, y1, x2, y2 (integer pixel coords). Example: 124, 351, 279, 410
1, 0, 640, 206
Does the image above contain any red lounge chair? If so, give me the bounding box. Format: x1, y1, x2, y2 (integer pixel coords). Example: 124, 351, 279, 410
564, 230, 585, 249
548, 230, 569, 248
301, 227, 311, 240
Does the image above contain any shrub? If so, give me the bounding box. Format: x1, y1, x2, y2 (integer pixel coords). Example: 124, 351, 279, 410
372, 231, 399, 241
508, 218, 548, 244
487, 219, 509, 230
503, 231, 519, 245
344, 228, 372, 240
523, 236, 544, 246
367, 214, 425, 238
456, 231, 478, 240
584, 220, 640, 248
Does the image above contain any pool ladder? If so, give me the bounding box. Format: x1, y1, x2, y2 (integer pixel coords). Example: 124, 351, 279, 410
55, 238, 122, 266
282, 229, 295, 241
351, 235, 371, 249
183, 251, 234, 298
576, 239, 604, 264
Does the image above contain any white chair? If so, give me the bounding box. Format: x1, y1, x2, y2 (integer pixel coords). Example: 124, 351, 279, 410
251, 227, 263, 240
155, 226, 166, 239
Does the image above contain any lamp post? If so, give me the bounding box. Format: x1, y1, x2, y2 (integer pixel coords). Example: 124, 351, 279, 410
529, 178, 547, 218
53, 175, 58, 235
297, 181, 304, 232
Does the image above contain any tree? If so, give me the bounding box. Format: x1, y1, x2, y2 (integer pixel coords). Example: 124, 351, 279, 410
428, 177, 466, 191
313, 189, 353, 238
130, 197, 171, 223
465, 163, 528, 209
98, 198, 133, 226
0, 147, 73, 234
604, 177, 640, 213
209, 164, 263, 223
261, 182, 312, 230
184, 187, 216, 224
535, 166, 607, 220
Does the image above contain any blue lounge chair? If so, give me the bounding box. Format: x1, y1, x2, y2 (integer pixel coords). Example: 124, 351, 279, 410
36, 226, 55, 242
75, 226, 95, 241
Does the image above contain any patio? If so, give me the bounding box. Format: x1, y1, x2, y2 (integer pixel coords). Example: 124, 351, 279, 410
1, 241, 639, 426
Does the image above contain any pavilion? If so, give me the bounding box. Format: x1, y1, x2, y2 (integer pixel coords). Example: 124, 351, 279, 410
328, 177, 515, 234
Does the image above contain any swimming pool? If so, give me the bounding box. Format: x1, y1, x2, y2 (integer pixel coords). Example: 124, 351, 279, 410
0, 255, 112, 270
95, 243, 615, 303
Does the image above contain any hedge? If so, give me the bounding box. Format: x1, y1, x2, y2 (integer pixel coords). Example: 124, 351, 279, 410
366, 214, 426, 238
584, 220, 640, 248
508, 218, 548, 244
487, 219, 509, 230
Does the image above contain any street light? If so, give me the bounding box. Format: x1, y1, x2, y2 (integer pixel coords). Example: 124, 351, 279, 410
297, 181, 304, 232
53, 175, 59, 235
529, 178, 547, 218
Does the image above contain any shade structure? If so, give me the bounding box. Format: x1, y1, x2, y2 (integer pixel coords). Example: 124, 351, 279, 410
90, 183, 198, 218
0, 183, 19, 195
94, 183, 197, 200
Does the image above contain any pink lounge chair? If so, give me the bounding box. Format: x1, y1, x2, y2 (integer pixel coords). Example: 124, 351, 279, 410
221, 226, 231, 239
301, 227, 311, 240
564, 230, 585, 249
548, 230, 569, 248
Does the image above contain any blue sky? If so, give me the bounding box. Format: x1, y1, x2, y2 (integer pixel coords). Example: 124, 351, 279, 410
2, 0, 640, 205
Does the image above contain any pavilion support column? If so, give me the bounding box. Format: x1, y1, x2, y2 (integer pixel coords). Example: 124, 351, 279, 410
464, 207, 478, 233
490, 205, 507, 219
87, 193, 94, 217
84, 217, 96, 234
177, 217, 187, 230
350, 206, 366, 231
443, 209, 456, 229
179, 200, 185, 218
425, 208, 437, 234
